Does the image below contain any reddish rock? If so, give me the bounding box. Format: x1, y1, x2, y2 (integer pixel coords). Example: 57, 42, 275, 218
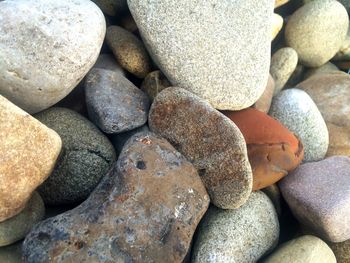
223, 108, 304, 190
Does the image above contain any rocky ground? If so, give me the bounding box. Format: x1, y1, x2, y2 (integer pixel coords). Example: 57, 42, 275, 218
0, 0, 350, 262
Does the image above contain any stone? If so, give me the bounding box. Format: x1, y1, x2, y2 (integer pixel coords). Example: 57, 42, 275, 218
329, 239, 350, 263
275, 0, 289, 8
284, 64, 305, 89
128, 0, 274, 110
22, 132, 209, 263
272, 13, 283, 40
0, 96, 61, 222
149, 88, 252, 209
296, 73, 350, 157
261, 184, 282, 216
35, 107, 116, 205
92, 54, 124, 75
91, 0, 127, 16
333, 30, 350, 61
192, 191, 279, 263
0, 192, 45, 247
120, 13, 138, 33
224, 108, 304, 190
263, 235, 336, 263
85, 68, 150, 134
0, 242, 22, 263
270, 47, 298, 95
253, 74, 275, 113
0, 0, 106, 113
279, 156, 350, 242
111, 125, 149, 154
303, 62, 340, 79
106, 26, 151, 78
141, 70, 171, 101
285, 0, 348, 67
269, 89, 329, 162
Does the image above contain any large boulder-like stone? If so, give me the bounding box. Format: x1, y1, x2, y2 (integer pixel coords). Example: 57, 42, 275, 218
128, 0, 274, 110
23, 132, 209, 263
0, 0, 106, 113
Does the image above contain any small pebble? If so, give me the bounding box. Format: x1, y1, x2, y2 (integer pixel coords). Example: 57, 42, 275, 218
141, 70, 171, 101
253, 74, 275, 113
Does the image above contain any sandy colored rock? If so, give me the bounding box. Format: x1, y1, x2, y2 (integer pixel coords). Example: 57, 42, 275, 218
106, 26, 151, 78
275, 0, 289, 8
0, 0, 106, 113
333, 30, 350, 61
269, 89, 329, 162
192, 191, 279, 263
224, 108, 304, 190
253, 74, 275, 113
279, 156, 350, 242
270, 47, 298, 95
23, 132, 209, 263
128, 0, 274, 110
303, 62, 340, 79
149, 88, 252, 209
285, 0, 348, 67
263, 235, 336, 263
272, 13, 283, 40
297, 73, 350, 156
329, 239, 350, 263
0, 95, 61, 222
0, 192, 44, 247
141, 70, 171, 101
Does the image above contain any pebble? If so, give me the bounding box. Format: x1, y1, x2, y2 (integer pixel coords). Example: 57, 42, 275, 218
272, 13, 283, 40
275, 0, 289, 8
141, 70, 171, 101
91, 0, 127, 16
224, 108, 304, 190
92, 54, 124, 75
35, 107, 116, 205
303, 62, 340, 80
270, 47, 298, 95
0, 0, 105, 113
0, 192, 44, 247
285, 0, 348, 67
261, 184, 282, 216
269, 88, 329, 162
106, 26, 151, 78
333, 31, 350, 61
297, 73, 350, 157
263, 235, 336, 263
279, 156, 350, 242
85, 68, 150, 134
192, 191, 279, 263
149, 87, 252, 209
0, 96, 61, 222
253, 74, 275, 113
22, 132, 209, 263
329, 239, 350, 263
128, 0, 274, 110
0, 242, 22, 263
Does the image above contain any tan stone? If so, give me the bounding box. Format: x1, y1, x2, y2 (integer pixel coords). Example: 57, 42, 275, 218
275, 0, 289, 8
303, 62, 340, 80
253, 74, 275, 113
329, 239, 350, 263
272, 13, 283, 40
297, 73, 350, 156
0, 96, 61, 222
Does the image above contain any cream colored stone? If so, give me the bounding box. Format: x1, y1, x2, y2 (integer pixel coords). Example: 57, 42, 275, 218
272, 13, 283, 40
0, 96, 61, 222
275, 0, 289, 8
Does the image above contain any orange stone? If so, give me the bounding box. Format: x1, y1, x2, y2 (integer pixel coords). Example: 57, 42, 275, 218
223, 108, 304, 190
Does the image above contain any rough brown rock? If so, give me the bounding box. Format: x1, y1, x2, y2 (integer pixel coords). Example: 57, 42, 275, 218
149, 87, 252, 209
23, 132, 209, 263
0, 96, 61, 222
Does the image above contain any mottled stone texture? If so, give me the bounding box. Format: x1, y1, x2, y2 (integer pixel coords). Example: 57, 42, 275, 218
0, 0, 106, 113
128, 0, 274, 110
85, 68, 149, 134
279, 156, 350, 242
149, 88, 252, 209
0, 96, 61, 222
23, 132, 209, 263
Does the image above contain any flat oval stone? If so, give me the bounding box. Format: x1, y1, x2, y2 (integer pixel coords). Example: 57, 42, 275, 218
35, 107, 116, 205
263, 235, 336, 263
269, 89, 329, 162
285, 0, 348, 67
128, 0, 274, 110
149, 87, 253, 209
296, 73, 350, 157
279, 156, 350, 242
0, 96, 61, 222
22, 132, 209, 263
0, 0, 106, 113
85, 68, 150, 134
192, 191, 279, 263
0, 192, 44, 247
